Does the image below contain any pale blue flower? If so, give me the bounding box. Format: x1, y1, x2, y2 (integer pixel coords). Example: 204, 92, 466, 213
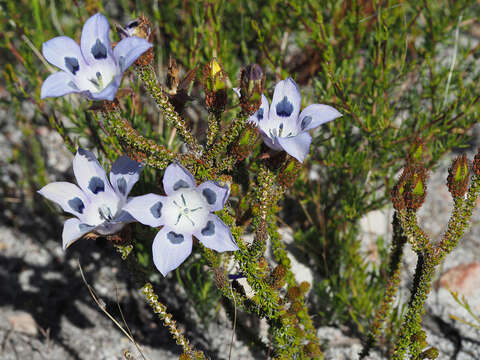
38, 149, 143, 249
41, 13, 152, 101
123, 163, 238, 276
248, 78, 342, 162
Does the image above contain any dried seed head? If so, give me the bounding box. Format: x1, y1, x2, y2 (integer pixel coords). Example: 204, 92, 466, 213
238, 63, 265, 115
116, 15, 154, 66
447, 154, 470, 198
166, 56, 180, 95
117, 14, 152, 41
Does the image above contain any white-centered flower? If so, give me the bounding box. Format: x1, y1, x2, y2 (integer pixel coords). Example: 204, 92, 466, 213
247, 78, 342, 162
123, 163, 238, 276
41, 13, 152, 101
38, 149, 143, 249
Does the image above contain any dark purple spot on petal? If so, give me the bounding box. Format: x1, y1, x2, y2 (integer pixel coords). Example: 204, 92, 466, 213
276, 96, 293, 117
88, 177, 105, 194
301, 116, 312, 131
201, 220, 215, 236
65, 57, 79, 75
111, 156, 142, 176
167, 231, 184, 244
68, 197, 85, 214
78, 148, 96, 161
257, 108, 264, 121
173, 179, 190, 191
91, 39, 107, 60
202, 188, 217, 205
117, 177, 127, 195
150, 201, 163, 219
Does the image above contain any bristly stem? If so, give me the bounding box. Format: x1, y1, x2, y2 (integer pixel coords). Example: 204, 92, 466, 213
392, 174, 480, 359
203, 111, 249, 167
141, 283, 205, 359
360, 212, 407, 358
101, 110, 179, 169
134, 64, 203, 156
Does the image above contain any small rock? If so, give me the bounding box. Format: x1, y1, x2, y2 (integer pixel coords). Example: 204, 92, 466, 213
438, 262, 480, 297
8, 312, 38, 336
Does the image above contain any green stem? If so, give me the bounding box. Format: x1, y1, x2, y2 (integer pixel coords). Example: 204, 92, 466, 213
360, 212, 407, 358
135, 64, 202, 155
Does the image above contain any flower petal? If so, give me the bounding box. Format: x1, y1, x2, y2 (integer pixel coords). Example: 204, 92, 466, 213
110, 155, 143, 199
62, 218, 94, 249
80, 13, 114, 65
122, 194, 166, 227
260, 132, 282, 151
152, 227, 192, 276
277, 132, 312, 163
248, 94, 270, 126
197, 181, 230, 212
297, 104, 342, 132
163, 163, 196, 196
267, 78, 301, 129
194, 214, 238, 252
41, 72, 79, 99
42, 36, 88, 75
38, 181, 89, 219
113, 36, 152, 72
80, 74, 121, 101
73, 149, 115, 198
95, 222, 125, 235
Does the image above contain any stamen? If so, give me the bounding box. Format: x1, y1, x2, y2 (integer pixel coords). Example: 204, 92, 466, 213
175, 213, 182, 225
181, 194, 186, 206
98, 205, 113, 221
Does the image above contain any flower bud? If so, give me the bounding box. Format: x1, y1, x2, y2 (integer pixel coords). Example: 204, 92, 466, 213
117, 14, 152, 40
408, 137, 425, 164
117, 15, 154, 66
203, 59, 227, 113
447, 154, 470, 198
238, 64, 265, 115
392, 163, 427, 211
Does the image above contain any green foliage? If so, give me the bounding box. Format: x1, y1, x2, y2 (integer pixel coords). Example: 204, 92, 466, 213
176, 258, 222, 326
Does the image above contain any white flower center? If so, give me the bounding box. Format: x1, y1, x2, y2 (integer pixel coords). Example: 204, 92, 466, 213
163, 189, 209, 234
74, 62, 118, 93
83, 192, 123, 226
266, 122, 298, 139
